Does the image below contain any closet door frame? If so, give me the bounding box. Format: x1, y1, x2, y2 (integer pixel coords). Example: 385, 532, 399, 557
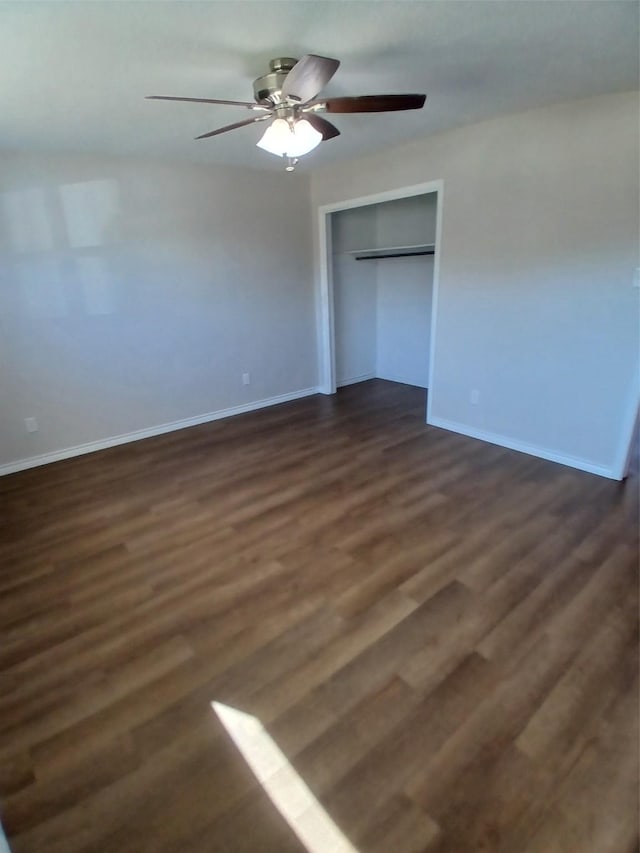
317, 179, 443, 425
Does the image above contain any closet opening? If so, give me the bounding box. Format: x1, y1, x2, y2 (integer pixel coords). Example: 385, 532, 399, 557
317, 180, 443, 425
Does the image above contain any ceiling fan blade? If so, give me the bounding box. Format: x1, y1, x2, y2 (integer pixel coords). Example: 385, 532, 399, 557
304, 114, 340, 141
281, 54, 340, 103
317, 94, 426, 114
147, 96, 268, 110
195, 115, 271, 140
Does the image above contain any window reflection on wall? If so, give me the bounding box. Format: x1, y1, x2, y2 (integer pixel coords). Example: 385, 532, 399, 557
0, 178, 120, 319
1, 187, 53, 253
59, 179, 118, 249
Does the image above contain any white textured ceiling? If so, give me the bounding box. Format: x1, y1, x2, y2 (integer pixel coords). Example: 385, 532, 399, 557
1, 1, 638, 172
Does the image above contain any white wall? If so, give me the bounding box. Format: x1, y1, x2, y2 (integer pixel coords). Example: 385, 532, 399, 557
376, 256, 433, 387
313, 91, 640, 477
331, 206, 377, 385
375, 194, 437, 249
0, 152, 315, 470
375, 195, 435, 387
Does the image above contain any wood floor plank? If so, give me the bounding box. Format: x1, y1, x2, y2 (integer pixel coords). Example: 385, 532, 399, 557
1, 379, 637, 852
358, 794, 440, 853
521, 673, 639, 853
405, 548, 637, 822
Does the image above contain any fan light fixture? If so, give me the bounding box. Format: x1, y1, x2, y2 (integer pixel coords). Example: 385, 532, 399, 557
256, 118, 322, 159
148, 54, 427, 172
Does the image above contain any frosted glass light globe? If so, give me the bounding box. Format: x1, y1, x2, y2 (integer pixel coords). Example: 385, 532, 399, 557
257, 118, 322, 158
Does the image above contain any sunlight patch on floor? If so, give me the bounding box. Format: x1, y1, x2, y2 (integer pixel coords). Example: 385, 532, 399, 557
212, 701, 358, 853
0, 820, 11, 853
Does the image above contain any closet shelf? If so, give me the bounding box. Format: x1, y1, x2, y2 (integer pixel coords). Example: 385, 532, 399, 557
345, 243, 435, 261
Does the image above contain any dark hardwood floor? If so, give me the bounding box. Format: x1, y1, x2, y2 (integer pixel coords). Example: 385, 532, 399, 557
0, 380, 638, 852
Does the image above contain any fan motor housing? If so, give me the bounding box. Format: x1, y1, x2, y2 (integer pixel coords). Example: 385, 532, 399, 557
253, 57, 298, 103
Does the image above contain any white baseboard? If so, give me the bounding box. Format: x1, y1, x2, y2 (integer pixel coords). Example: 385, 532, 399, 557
428, 415, 617, 480
0, 387, 320, 477
336, 373, 376, 388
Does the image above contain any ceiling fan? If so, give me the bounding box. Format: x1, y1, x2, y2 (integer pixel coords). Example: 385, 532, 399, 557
147, 54, 426, 171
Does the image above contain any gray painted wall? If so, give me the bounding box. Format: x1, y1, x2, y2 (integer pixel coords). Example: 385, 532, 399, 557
314, 91, 639, 476
0, 152, 315, 468
375, 196, 435, 387
331, 206, 378, 384
376, 255, 433, 388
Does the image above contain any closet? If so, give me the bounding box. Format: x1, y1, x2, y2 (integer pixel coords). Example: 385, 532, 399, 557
331, 193, 437, 389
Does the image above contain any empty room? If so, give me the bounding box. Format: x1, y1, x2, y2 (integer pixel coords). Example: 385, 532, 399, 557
0, 2, 638, 851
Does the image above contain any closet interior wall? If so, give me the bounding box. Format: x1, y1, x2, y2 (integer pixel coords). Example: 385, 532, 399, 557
331, 193, 437, 388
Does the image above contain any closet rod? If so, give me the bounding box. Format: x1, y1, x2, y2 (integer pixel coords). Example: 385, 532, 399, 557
355, 249, 435, 261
